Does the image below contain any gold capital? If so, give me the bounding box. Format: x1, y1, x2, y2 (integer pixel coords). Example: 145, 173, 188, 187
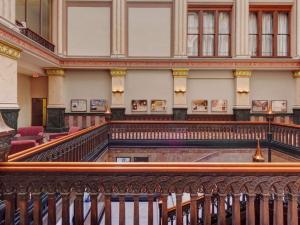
45, 68, 65, 76
110, 68, 127, 76
0, 40, 22, 60
172, 68, 189, 77
293, 71, 300, 78
233, 70, 252, 78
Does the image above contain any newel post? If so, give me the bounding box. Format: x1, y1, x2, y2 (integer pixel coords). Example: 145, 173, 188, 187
0, 114, 14, 161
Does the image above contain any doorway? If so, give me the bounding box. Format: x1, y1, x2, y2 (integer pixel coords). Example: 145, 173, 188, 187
32, 98, 47, 126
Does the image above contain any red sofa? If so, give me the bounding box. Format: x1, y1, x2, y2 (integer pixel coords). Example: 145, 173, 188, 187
16, 126, 44, 137
49, 126, 81, 141
10, 140, 38, 155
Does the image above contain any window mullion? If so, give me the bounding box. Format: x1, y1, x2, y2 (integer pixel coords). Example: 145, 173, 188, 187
257, 11, 262, 57
214, 10, 219, 57
199, 11, 203, 57
273, 11, 278, 57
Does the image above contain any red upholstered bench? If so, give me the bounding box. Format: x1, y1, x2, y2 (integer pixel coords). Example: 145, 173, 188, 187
10, 140, 38, 155
16, 126, 44, 138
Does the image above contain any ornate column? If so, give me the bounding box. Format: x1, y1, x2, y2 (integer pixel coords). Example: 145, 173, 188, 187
174, 0, 187, 58
111, 68, 126, 120
52, 0, 64, 55
235, 0, 250, 58
293, 71, 300, 124
246, 194, 255, 225
273, 194, 284, 225
173, 68, 188, 120
232, 193, 241, 225
287, 193, 298, 225
233, 70, 252, 121
112, 0, 126, 57
46, 68, 65, 131
0, 40, 21, 129
260, 193, 269, 225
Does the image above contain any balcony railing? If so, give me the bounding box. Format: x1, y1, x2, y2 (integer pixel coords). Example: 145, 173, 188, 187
2, 121, 300, 224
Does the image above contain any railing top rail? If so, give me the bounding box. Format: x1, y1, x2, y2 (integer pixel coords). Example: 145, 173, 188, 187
8, 123, 108, 162
272, 122, 300, 129
2, 162, 300, 173
109, 121, 269, 125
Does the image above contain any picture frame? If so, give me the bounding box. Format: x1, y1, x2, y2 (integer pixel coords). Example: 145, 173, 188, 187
116, 157, 131, 163
192, 99, 208, 112
90, 99, 107, 112
131, 100, 147, 112
211, 100, 228, 112
71, 99, 87, 112
252, 100, 269, 113
151, 100, 167, 112
271, 100, 287, 113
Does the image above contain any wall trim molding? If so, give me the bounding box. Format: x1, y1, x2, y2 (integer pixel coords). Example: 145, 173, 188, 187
0, 40, 22, 60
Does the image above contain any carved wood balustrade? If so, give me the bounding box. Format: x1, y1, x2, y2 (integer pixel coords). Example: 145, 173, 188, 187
1, 163, 300, 225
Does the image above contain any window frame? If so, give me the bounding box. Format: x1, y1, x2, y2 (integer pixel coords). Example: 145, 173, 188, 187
249, 5, 291, 58
187, 5, 232, 58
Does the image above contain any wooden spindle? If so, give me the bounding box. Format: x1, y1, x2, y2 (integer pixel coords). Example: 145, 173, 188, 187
119, 195, 126, 225
176, 193, 183, 225
90, 193, 98, 225
287, 193, 298, 225
4, 192, 16, 225
203, 194, 212, 225
133, 195, 139, 225
217, 194, 226, 225
161, 194, 168, 225
48, 192, 56, 225
148, 195, 154, 225
246, 194, 256, 225
32, 192, 42, 225
105, 194, 112, 225
190, 194, 198, 225
61, 193, 70, 225
74, 193, 84, 225
260, 194, 269, 225
18, 192, 28, 225
273, 194, 284, 225
232, 193, 241, 225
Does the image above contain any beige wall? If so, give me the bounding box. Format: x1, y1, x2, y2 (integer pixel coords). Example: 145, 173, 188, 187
67, 6, 111, 56
64, 70, 111, 113
128, 6, 172, 57
187, 70, 235, 114
250, 71, 295, 113
17, 74, 31, 127
31, 76, 48, 98
125, 70, 173, 114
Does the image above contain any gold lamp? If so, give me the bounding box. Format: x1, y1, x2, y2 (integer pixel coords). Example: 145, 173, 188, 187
253, 139, 265, 162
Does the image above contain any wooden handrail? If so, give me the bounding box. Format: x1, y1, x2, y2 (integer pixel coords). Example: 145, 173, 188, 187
110, 121, 269, 125
8, 123, 107, 162
1, 162, 300, 173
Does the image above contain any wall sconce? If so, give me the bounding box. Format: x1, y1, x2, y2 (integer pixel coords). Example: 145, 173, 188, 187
174, 88, 186, 94
237, 89, 249, 94
112, 89, 124, 94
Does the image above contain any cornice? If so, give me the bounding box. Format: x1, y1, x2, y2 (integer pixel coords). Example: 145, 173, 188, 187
45, 68, 65, 76
0, 40, 21, 60
233, 70, 252, 78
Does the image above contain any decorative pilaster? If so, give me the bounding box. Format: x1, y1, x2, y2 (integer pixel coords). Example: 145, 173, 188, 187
174, 0, 187, 58
235, 0, 250, 58
45, 68, 65, 131
0, 0, 16, 24
0, 40, 21, 129
233, 70, 251, 121
173, 68, 188, 120
112, 0, 126, 57
111, 68, 126, 120
297, 0, 300, 58
293, 71, 300, 124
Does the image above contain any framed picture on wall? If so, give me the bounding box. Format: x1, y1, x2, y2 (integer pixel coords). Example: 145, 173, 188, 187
271, 100, 287, 113
151, 100, 167, 112
71, 99, 87, 112
116, 157, 131, 163
90, 99, 107, 112
192, 99, 208, 112
211, 100, 228, 112
252, 100, 269, 112
131, 100, 147, 112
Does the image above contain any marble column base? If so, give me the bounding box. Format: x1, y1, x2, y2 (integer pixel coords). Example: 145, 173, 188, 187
293, 108, 300, 124
111, 108, 125, 120
46, 108, 65, 132
0, 109, 19, 130
233, 108, 251, 121
173, 108, 187, 120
